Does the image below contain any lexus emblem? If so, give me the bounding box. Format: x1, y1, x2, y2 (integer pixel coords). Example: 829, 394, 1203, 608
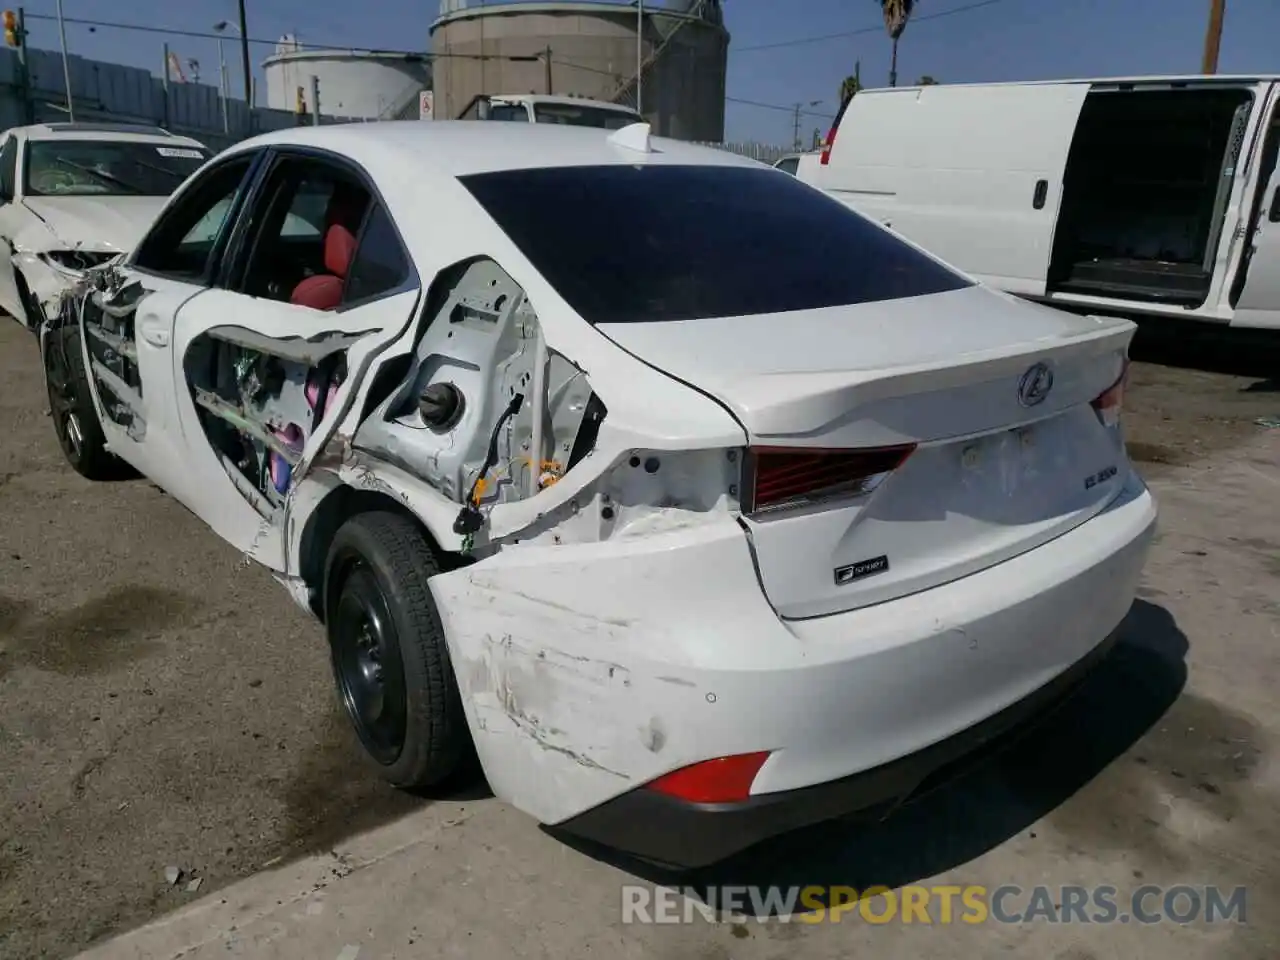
1016, 362, 1054, 407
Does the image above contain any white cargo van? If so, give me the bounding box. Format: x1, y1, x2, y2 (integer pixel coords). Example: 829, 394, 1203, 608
802, 76, 1280, 330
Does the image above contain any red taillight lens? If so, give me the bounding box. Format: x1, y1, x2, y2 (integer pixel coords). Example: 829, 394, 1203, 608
744, 444, 915, 515
819, 127, 836, 165
644, 752, 772, 804
1090, 359, 1129, 429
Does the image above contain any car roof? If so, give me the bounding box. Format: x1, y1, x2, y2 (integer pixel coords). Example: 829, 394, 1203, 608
12, 121, 207, 147
230, 120, 764, 178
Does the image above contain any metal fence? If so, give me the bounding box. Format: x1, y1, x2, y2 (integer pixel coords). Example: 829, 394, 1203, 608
690, 140, 792, 164
0, 43, 363, 149
1, 43, 787, 164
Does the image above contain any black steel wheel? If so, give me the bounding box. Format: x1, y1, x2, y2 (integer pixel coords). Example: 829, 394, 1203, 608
43, 325, 133, 481
330, 559, 409, 765
324, 510, 469, 789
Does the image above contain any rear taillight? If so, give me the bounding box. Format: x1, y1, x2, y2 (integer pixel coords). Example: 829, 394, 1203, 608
644, 752, 772, 804
820, 91, 854, 165
819, 125, 837, 165
743, 444, 915, 515
1090, 359, 1129, 430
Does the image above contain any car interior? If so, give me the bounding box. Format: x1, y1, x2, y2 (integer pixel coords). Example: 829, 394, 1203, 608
239, 166, 372, 309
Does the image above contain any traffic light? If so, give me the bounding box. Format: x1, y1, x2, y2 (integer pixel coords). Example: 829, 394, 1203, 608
3, 11, 19, 49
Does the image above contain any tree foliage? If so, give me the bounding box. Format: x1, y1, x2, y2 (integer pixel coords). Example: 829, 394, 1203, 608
840, 74, 862, 103
878, 0, 917, 41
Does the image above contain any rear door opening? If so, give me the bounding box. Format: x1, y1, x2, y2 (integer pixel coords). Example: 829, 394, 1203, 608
1047, 85, 1256, 307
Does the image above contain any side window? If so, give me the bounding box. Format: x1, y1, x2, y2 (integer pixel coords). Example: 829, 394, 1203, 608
229, 155, 412, 310
132, 155, 256, 280
281, 179, 330, 238
343, 203, 412, 305
232, 157, 370, 305
0, 137, 17, 199
459, 99, 482, 121
489, 104, 530, 122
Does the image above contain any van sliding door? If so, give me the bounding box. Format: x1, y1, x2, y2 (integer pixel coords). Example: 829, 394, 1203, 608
828, 83, 1089, 296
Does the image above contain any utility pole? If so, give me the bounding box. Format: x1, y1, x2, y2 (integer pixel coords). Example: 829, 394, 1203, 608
544, 44, 552, 94
237, 0, 251, 110
1202, 0, 1226, 74
792, 99, 820, 151
635, 0, 643, 115
15, 7, 32, 124
55, 0, 73, 121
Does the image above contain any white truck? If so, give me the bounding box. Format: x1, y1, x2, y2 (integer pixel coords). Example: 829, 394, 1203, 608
455, 93, 644, 130
801, 76, 1280, 331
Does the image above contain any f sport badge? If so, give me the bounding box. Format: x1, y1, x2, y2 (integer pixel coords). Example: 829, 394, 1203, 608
834, 555, 890, 586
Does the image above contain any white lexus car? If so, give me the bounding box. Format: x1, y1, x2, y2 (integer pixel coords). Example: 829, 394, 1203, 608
40, 120, 1157, 868
0, 121, 210, 329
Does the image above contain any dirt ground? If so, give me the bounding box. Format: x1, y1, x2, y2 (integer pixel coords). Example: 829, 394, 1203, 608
0, 316, 1277, 959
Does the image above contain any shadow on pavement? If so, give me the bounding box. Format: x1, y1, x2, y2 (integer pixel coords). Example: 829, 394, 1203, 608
1129, 319, 1280, 383
559, 600, 1189, 912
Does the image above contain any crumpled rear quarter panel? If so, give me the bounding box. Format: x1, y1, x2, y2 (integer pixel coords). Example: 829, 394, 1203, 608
428, 516, 783, 825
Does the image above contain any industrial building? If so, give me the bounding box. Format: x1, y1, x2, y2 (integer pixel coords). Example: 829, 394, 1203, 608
430, 0, 728, 141
262, 35, 432, 121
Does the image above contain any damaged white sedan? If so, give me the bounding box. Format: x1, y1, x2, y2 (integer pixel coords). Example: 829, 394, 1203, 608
0, 121, 210, 329
40, 120, 1157, 868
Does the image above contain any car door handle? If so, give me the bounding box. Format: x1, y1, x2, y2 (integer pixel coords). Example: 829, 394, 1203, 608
138, 319, 169, 348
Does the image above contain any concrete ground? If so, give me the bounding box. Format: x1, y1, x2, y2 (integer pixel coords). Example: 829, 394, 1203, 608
0, 317, 1277, 959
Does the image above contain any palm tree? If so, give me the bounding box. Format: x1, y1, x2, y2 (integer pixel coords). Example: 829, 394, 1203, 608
877, 0, 917, 88
840, 64, 862, 105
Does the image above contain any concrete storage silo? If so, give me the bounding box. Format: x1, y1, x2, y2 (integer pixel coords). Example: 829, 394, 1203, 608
430, 0, 728, 141
263, 37, 433, 120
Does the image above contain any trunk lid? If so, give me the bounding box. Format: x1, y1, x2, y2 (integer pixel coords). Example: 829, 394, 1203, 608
596, 285, 1135, 619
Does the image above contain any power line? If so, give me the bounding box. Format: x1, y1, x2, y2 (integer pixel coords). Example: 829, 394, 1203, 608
726, 95, 832, 121
19, 10, 419, 55
736, 0, 1011, 53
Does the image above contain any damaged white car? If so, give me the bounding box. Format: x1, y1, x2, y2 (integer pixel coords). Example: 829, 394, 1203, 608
40, 120, 1158, 868
0, 121, 210, 329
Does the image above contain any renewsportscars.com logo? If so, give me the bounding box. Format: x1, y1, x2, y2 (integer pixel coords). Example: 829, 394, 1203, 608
621, 884, 1249, 925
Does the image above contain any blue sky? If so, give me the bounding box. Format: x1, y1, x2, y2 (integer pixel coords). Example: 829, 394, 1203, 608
15, 0, 1280, 143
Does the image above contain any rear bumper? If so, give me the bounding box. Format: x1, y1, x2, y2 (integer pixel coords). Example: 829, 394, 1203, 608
431, 471, 1156, 863
557, 624, 1119, 869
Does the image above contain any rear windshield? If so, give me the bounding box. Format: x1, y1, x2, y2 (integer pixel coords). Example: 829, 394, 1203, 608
460, 164, 970, 324
25, 139, 210, 197
532, 103, 644, 130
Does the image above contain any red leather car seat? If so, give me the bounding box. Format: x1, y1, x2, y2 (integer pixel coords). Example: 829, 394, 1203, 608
290, 224, 357, 310
289, 184, 367, 311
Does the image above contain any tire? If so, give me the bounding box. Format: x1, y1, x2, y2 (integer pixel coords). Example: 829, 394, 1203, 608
43, 325, 134, 481
324, 510, 469, 789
